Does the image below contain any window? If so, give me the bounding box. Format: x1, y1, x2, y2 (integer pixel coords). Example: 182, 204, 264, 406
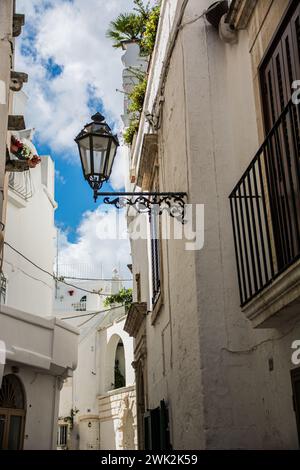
0, 273, 7, 304
57, 424, 68, 448
150, 212, 161, 306
72, 295, 87, 312
260, 1, 300, 130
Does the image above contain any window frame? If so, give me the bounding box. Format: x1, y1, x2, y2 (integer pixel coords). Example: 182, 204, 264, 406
57, 423, 68, 448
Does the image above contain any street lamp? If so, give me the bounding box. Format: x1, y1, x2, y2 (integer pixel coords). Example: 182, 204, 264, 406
75, 113, 187, 222
75, 112, 119, 193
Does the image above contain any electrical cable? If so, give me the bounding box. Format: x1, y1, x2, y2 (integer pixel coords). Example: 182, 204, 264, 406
57, 276, 132, 282
78, 304, 127, 333
221, 319, 300, 356
77, 311, 100, 328
60, 304, 125, 321
3, 259, 53, 290
3, 241, 127, 296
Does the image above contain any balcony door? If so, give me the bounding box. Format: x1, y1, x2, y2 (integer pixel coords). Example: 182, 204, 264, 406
260, 0, 300, 271
261, 1, 300, 128
0, 375, 26, 450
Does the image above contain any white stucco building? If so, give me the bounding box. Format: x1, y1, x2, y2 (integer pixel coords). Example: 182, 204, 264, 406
3, 128, 56, 315
0, 1, 78, 450
55, 274, 137, 450
123, 0, 300, 450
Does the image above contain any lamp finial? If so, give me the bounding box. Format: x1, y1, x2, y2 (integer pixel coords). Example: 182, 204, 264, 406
91, 112, 105, 123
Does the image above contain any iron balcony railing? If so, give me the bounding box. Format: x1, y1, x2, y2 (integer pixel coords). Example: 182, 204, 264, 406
229, 99, 300, 306
71, 301, 87, 312
8, 170, 33, 200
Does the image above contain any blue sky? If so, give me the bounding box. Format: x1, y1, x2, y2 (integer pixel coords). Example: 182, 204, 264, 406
32, 113, 118, 244
15, 0, 134, 277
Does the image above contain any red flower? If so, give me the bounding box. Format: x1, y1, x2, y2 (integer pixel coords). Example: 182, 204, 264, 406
15, 140, 23, 149
11, 136, 24, 151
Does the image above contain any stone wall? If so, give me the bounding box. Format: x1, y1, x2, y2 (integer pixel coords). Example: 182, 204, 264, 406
98, 385, 137, 450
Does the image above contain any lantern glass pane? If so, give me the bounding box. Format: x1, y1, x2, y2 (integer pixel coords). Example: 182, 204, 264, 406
106, 140, 118, 178
78, 136, 91, 177
92, 135, 109, 177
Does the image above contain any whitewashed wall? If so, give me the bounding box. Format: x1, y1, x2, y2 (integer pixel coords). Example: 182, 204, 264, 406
2, 365, 59, 450
129, 0, 300, 450
2, 93, 56, 316
58, 281, 136, 450
0, 5, 78, 452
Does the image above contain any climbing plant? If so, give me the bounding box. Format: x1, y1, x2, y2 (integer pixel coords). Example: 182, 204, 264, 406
128, 77, 148, 114
107, 1, 161, 146
104, 287, 133, 311
140, 5, 161, 55
123, 118, 140, 145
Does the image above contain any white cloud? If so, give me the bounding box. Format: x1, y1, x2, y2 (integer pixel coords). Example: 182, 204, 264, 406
110, 145, 129, 190
55, 169, 66, 184
16, 0, 134, 163
57, 207, 131, 279
15, 0, 137, 278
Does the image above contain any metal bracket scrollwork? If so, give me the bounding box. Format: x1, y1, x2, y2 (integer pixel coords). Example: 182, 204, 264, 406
98, 192, 187, 223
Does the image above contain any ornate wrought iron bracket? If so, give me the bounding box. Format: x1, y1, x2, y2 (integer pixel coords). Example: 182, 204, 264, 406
95, 192, 188, 223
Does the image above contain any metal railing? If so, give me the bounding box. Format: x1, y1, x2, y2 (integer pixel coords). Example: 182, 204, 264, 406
8, 170, 33, 200
71, 301, 87, 312
229, 100, 300, 306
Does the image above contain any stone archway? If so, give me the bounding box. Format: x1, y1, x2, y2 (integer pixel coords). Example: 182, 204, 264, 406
105, 334, 126, 392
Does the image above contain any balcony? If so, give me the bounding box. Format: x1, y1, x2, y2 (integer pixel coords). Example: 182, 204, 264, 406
124, 302, 147, 338
229, 100, 300, 327
8, 170, 33, 200
71, 301, 87, 312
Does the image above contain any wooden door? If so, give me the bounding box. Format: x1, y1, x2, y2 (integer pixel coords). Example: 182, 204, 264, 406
0, 408, 25, 450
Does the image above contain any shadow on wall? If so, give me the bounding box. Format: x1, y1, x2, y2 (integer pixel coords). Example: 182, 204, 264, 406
119, 396, 135, 450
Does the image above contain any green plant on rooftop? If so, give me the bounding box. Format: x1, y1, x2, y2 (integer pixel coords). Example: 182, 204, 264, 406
106, 1, 151, 49
107, 1, 161, 146
128, 77, 148, 114
140, 5, 161, 55
123, 118, 140, 145
104, 287, 133, 312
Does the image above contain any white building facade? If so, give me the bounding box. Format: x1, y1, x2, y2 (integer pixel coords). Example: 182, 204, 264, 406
55, 275, 137, 450
0, 1, 78, 450
124, 0, 300, 450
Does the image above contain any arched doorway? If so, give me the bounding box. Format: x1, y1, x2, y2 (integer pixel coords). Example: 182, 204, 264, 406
0, 374, 26, 450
